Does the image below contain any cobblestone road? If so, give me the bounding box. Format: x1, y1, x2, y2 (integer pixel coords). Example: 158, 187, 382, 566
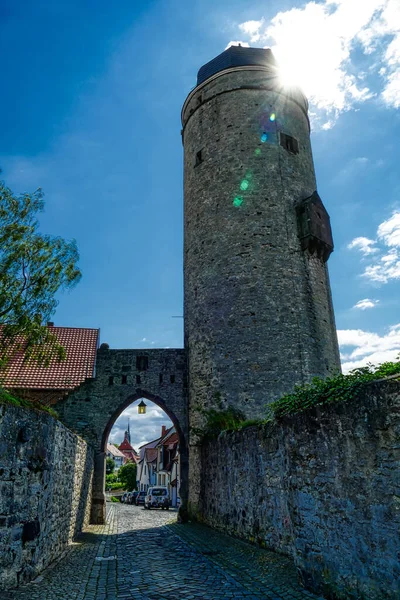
5, 503, 324, 600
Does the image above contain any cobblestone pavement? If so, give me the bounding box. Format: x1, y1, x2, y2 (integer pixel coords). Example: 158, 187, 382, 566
5, 503, 324, 600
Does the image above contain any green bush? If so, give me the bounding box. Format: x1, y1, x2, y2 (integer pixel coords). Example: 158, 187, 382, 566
110, 496, 120, 503
118, 462, 137, 491
106, 482, 124, 491
269, 360, 400, 419
193, 405, 247, 440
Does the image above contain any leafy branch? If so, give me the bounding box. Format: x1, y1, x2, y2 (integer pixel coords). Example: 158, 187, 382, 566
0, 177, 81, 368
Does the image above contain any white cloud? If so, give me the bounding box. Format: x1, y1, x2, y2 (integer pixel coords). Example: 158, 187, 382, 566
349, 212, 400, 283
239, 20, 264, 43
233, 0, 400, 127
347, 236, 377, 255
338, 324, 400, 372
377, 212, 400, 247
353, 298, 379, 310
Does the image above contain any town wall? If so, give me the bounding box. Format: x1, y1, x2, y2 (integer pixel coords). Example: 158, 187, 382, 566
0, 405, 93, 591
200, 380, 400, 599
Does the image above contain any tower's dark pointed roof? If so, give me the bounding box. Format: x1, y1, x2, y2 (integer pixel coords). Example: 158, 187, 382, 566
197, 46, 276, 86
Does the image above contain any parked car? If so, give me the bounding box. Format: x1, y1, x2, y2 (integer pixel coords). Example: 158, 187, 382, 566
135, 491, 146, 506
121, 492, 128, 503
128, 491, 139, 505
144, 487, 170, 510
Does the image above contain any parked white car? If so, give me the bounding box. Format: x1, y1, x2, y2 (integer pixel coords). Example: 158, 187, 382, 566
144, 486, 170, 510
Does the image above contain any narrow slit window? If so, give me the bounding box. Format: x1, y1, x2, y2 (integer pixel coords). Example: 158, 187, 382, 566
170, 374, 175, 384
136, 356, 149, 371
108, 376, 114, 386
280, 132, 299, 155
136, 375, 141, 384
121, 375, 128, 385
159, 374, 163, 384
195, 149, 203, 167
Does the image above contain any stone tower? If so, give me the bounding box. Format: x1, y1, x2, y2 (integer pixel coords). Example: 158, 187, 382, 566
182, 46, 340, 509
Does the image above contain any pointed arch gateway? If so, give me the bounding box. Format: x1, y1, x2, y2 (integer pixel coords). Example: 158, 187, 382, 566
55, 348, 188, 524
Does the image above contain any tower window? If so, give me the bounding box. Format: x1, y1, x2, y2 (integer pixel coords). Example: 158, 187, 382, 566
121, 375, 128, 385
195, 150, 203, 167
280, 132, 299, 155
159, 374, 163, 384
136, 375, 141, 384
170, 374, 175, 384
136, 356, 149, 371
108, 376, 114, 386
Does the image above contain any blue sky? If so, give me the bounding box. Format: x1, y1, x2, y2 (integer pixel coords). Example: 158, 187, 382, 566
1, 0, 400, 447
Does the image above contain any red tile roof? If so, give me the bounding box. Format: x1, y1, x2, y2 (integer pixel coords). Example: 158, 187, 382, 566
119, 438, 135, 452
1, 326, 99, 390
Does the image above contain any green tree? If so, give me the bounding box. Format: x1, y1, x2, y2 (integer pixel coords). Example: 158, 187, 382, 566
106, 457, 115, 474
118, 462, 137, 491
0, 178, 81, 367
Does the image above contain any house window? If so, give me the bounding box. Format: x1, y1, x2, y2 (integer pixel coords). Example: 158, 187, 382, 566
280, 132, 299, 154
136, 356, 149, 371
121, 375, 127, 384
195, 149, 203, 167
108, 376, 114, 386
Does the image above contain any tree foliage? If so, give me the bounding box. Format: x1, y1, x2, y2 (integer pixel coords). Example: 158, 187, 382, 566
106, 457, 115, 474
0, 178, 81, 367
118, 461, 137, 491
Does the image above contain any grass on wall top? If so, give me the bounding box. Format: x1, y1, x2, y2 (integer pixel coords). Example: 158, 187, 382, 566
197, 360, 400, 439
0, 387, 58, 418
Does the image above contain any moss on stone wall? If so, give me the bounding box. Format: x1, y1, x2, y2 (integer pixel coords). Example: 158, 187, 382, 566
0, 387, 58, 418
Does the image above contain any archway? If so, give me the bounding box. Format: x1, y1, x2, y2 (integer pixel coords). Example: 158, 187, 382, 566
55, 347, 188, 524
93, 391, 188, 524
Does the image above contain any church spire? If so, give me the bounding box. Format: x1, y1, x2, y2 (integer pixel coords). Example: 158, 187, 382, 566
124, 419, 131, 444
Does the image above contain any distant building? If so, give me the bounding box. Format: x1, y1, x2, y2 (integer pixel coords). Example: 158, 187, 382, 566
156, 427, 180, 507
137, 433, 163, 491
119, 429, 139, 464
124, 420, 131, 445
137, 425, 180, 506
106, 443, 125, 470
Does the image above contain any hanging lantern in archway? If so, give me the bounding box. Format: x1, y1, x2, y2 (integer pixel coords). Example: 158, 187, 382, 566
138, 400, 147, 415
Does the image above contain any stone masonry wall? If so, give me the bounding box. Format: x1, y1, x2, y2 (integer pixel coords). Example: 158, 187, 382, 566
0, 405, 93, 591
200, 380, 400, 599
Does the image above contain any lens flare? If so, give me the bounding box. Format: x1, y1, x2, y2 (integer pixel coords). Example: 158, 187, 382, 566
269, 113, 276, 122
233, 196, 243, 207
260, 133, 268, 143
255, 148, 261, 156
240, 179, 249, 191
